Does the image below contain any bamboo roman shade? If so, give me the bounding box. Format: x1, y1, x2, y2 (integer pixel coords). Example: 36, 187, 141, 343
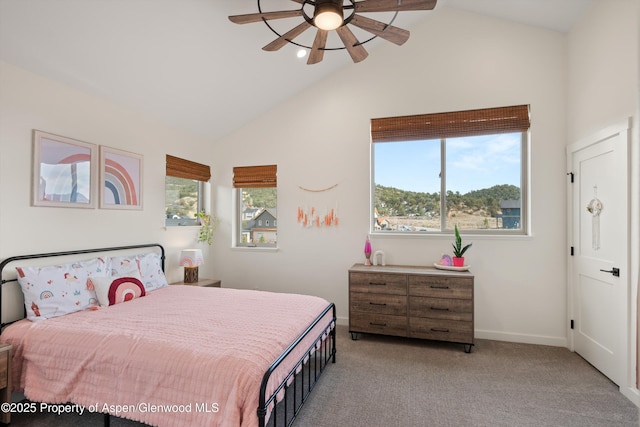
166, 155, 211, 182
371, 105, 530, 143
233, 165, 277, 188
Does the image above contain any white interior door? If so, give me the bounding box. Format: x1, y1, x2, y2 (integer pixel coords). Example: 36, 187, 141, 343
568, 119, 630, 387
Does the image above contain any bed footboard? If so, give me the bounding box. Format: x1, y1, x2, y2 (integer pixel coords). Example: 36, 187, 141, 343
259, 302, 336, 427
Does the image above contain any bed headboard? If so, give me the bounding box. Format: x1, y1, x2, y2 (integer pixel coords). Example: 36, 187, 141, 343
0, 243, 165, 328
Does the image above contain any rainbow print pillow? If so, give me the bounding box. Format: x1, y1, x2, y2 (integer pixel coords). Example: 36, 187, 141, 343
16, 257, 106, 321
110, 252, 168, 292
89, 270, 146, 307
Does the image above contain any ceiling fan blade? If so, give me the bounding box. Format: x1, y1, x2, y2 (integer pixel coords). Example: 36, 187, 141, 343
263, 21, 313, 51
289, 0, 305, 3
229, 10, 302, 25
335, 26, 368, 63
308, 29, 329, 65
349, 14, 410, 45
355, 0, 437, 13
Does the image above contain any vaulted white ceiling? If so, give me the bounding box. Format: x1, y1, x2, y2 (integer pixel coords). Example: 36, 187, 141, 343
0, 0, 593, 141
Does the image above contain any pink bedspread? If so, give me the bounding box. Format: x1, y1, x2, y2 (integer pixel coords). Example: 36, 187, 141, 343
1, 286, 334, 427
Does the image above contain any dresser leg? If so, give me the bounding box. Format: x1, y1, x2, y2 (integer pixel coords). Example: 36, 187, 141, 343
464, 344, 473, 353
350, 332, 359, 341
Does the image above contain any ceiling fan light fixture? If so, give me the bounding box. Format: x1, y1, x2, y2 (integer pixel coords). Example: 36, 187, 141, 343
314, 0, 343, 31
229, 0, 439, 65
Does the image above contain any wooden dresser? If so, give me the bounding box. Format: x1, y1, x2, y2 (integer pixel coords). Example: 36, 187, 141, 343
349, 264, 474, 352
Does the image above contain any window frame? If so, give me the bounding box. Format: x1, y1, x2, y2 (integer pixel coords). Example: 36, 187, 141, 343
165, 155, 211, 228
165, 177, 207, 227
370, 105, 530, 236
233, 165, 278, 249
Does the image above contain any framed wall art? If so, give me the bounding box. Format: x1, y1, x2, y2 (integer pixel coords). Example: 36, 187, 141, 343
32, 130, 97, 208
99, 146, 143, 210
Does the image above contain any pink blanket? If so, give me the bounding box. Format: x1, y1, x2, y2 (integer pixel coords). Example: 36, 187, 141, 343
1, 286, 333, 427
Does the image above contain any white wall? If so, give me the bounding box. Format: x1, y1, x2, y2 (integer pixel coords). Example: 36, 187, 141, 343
0, 61, 216, 284
211, 7, 569, 346
566, 0, 640, 404
1, 1, 636, 359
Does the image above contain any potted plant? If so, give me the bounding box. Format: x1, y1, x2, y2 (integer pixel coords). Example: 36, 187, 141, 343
195, 211, 218, 245
451, 224, 472, 267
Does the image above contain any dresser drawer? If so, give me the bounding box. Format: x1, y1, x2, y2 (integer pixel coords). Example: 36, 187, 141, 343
351, 292, 407, 316
409, 296, 472, 321
409, 275, 472, 299
350, 313, 407, 337
409, 317, 473, 344
349, 272, 407, 295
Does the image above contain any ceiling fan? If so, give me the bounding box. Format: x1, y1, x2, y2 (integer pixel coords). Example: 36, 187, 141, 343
229, 0, 437, 65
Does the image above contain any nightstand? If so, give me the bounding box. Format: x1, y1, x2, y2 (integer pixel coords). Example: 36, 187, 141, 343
171, 278, 221, 288
0, 343, 10, 424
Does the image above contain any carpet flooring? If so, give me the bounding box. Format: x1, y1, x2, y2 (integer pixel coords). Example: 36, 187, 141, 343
7, 325, 638, 427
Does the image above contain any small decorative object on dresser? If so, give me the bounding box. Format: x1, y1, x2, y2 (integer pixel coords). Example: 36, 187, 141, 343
179, 249, 204, 283
451, 224, 472, 267
364, 235, 372, 266
349, 264, 474, 353
0, 343, 11, 424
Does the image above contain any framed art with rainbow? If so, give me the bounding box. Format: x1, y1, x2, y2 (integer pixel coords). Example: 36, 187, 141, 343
32, 130, 98, 209
99, 146, 143, 210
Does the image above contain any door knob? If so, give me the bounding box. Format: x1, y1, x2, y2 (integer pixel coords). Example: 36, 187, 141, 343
599, 267, 620, 277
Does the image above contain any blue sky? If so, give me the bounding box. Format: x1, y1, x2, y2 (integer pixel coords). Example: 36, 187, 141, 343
373, 133, 522, 194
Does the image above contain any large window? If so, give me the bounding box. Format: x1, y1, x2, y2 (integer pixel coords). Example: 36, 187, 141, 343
371, 105, 530, 234
234, 165, 277, 248
165, 155, 211, 227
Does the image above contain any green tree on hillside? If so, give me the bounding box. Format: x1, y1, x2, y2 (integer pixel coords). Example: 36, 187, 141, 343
374, 184, 520, 218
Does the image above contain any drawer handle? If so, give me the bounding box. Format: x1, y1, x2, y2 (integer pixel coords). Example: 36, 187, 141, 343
370, 322, 387, 327
430, 306, 450, 311
369, 302, 387, 306
430, 285, 450, 289
431, 327, 450, 333
369, 282, 387, 286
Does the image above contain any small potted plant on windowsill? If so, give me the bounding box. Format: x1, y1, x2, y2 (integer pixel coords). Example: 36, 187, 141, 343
452, 224, 472, 267
195, 211, 218, 246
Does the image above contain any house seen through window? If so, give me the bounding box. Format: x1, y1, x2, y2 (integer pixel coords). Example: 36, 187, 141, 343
372, 105, 530, 234
234, 165, 277, 247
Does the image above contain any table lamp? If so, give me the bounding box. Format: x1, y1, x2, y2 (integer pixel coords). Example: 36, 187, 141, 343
179, 249, 204, 283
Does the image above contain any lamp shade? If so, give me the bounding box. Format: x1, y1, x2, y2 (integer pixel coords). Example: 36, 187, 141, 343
179, 249, 204, 267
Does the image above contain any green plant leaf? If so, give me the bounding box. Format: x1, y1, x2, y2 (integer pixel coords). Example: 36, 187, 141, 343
452, 224, 472, 257
195, 211, 218, 245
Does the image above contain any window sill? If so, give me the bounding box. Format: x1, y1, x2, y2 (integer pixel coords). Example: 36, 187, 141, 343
231, 246, 279, 252
370, 232, 533, 241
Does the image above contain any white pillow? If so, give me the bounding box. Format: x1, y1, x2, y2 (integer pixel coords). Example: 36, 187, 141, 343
16, 257, 105, 321
110, 252, 168, 292
135, 252, 168, 291
88, 270, 145, 307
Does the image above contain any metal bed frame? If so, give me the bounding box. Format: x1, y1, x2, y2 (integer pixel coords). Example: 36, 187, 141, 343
0, 243, 336, 427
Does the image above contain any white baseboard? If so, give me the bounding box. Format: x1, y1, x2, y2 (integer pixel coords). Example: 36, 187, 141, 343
338, 322, 567, 347
475, 329, 568, 347
621, 386, 640, 407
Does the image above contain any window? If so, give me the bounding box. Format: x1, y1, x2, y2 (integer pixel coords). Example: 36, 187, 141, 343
165, 155, 211, 227
234, 165, 277, 247
371, 105, 530, 234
